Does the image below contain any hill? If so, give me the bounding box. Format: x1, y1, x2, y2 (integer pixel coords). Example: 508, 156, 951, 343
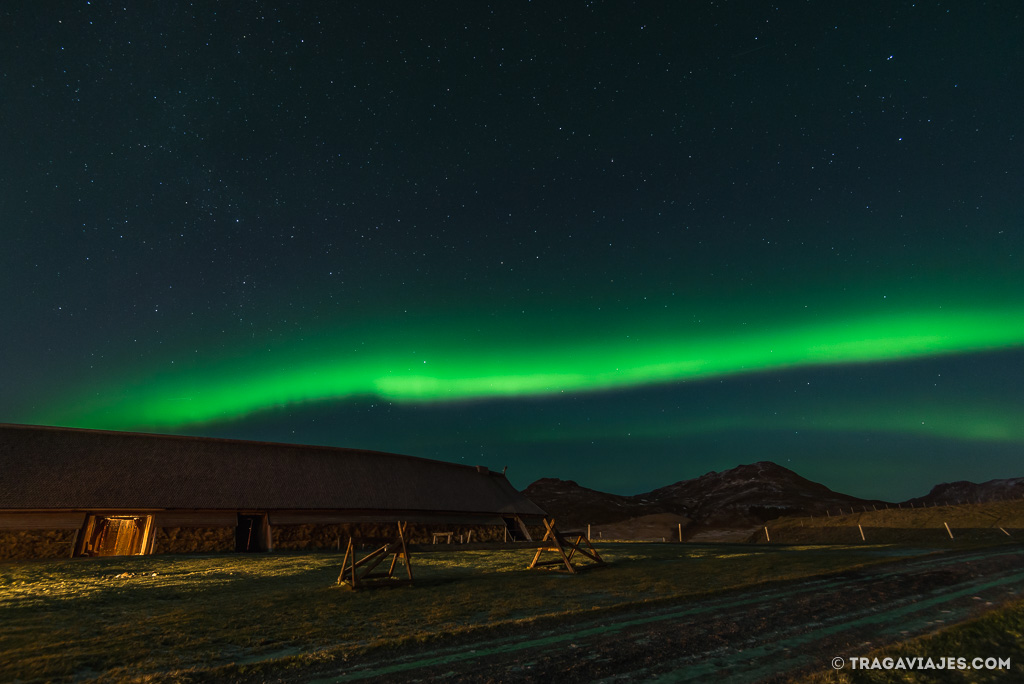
523, 461, 885, 533
522, 462, 1023, 539
906, 476, 1024, 507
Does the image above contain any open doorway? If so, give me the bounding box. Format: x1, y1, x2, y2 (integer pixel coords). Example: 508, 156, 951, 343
235, 514, 269, 552
502, 516, 532, 542
76, 515, 153, 557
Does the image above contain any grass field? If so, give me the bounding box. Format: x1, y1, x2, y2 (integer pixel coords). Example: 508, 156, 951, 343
774, 499, 1024, 529
2, 543, 921, 682
764, 499, 1024, 545
4, 500, 1023, 682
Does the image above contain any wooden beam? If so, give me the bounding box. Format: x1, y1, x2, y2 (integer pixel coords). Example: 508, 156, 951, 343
337, 537, 357, 588
138, 515, 155, 556
527, 519, 605, 574
337, 521, 414, 590
515, 516, 533, 541
528, 519, 576, 574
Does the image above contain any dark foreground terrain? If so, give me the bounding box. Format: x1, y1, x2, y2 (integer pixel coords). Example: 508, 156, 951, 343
3, 542, 1022, 682
303, 545, 1024, 683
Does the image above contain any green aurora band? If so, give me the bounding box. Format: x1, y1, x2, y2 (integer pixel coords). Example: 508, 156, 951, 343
509, 402, 1024, 446
40, 304, 1024, 433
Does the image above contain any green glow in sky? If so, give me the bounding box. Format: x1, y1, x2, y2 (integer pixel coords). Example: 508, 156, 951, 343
509, 401, 1024, 446
41, 303, 1024, 431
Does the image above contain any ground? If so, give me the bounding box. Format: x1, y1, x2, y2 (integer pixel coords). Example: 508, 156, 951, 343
2, 536, 1023, 682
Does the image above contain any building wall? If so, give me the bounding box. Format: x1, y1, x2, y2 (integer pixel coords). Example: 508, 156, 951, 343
272, 523, 348, 551
0, 529, 77, 560
153, 526, 234, 554
271, 522, 513, 550
0, 513, 545, 559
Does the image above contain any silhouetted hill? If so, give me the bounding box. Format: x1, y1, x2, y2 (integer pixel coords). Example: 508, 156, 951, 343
904, 477, 1024, 508
521, 478, 666, 526
525, 462, 881, 530
645, 461, 880, 527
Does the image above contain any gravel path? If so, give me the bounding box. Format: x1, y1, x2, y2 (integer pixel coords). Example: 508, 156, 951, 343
308, 546, 1024, 683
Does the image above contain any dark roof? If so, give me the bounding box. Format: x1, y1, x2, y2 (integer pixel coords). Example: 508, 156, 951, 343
0, 424, 546, 518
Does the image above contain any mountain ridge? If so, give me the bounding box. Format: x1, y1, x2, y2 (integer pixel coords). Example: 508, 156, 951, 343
522, 461, 1023, 531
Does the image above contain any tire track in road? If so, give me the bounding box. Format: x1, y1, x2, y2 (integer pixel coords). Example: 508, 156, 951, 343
642, 569, 1024, 683
310, 547, 1024, 683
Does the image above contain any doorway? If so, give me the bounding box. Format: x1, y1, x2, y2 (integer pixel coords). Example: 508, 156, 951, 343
235, 514, 268, 552
76, 515, 153, 557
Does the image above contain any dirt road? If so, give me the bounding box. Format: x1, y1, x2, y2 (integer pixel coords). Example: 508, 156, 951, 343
308, 546, 1023, 683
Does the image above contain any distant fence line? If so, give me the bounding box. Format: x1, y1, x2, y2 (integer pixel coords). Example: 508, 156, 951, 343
757, 523, 1020, 544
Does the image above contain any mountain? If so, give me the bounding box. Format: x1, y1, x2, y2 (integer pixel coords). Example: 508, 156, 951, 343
905, 477, 1024, 508
523, 461, 886, 532
645, 461, 882, 527
515, 478, 666, 526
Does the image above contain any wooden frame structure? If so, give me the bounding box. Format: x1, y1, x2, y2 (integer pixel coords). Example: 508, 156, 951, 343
528, 518, 605, 574
337, 521, 414, 590
335, 518, 604, 589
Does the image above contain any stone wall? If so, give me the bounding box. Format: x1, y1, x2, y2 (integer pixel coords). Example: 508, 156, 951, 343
270, 522, 512, 550
0, 521, 537, 559
0, 529, 77, 561
272, 523, 347, 551
153, 526, 234, 554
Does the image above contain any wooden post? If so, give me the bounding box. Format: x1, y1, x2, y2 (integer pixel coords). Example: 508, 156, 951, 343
529, 518, 575, 574
944, 522, 954, 539
999, 527, 1010, 536
337, 538, 356, 587
263, 515, 273, 552
678, 522, 682, 542
764, 526, 770, 542
858, 524, 865, 541
515, 516, 533, 541
587, 524, 591, 540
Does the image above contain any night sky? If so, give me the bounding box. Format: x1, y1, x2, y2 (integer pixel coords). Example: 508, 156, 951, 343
3, 2, 1023, 501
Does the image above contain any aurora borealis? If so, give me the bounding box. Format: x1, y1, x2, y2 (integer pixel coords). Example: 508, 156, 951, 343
3, 2, 1023, 500
41, 303, 1024, 430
